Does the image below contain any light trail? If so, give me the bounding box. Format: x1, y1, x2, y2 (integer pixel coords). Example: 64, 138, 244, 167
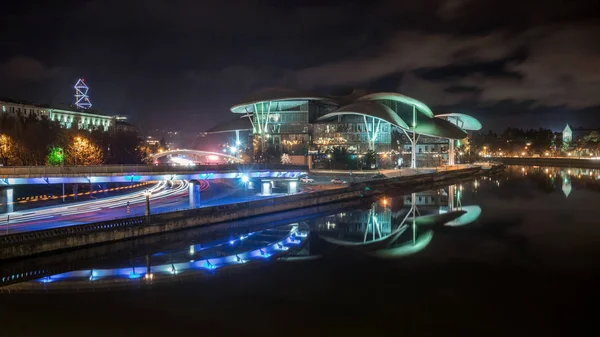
1, 180, 190, 231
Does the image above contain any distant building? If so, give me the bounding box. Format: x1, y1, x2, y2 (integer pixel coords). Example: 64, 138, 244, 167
562, 124, 573, 145
114, 117, 139, 133
1, 99, 129, 132
145, 136, 161, 147
562, 123, 600, 144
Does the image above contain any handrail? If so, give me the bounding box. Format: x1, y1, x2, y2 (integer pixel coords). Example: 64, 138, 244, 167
0, 164, 308, 177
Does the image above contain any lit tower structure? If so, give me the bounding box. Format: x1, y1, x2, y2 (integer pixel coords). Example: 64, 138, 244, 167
74, 78, 92, 109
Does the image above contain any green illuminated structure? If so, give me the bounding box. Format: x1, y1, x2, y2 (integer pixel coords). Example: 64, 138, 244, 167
229, 89, 480, 167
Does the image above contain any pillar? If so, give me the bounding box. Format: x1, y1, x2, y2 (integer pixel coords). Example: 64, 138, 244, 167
261, 182, 272, 196
72, 184, 78, 200
411, 192, 417, 245
145, 191, 151, 216
411, 132, 417, 169
448, 139, 455, 165
1, 188, 14, 214
448, 185, 455, 210
188, 182, 201, 209
288, 181, 297, 194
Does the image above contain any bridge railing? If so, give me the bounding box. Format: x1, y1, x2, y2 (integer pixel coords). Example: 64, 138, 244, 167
0, 164, 308, 177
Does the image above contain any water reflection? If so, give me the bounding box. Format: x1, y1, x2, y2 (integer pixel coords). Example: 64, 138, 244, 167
310, 184, 482, 259
1, 225, 308, 291
508, 165, 600, 198
4, 165, 599, 291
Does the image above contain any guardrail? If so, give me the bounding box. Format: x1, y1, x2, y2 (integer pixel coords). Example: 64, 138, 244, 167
0, 164, 308, 177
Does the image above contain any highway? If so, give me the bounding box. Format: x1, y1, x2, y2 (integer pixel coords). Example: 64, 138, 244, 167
0, 170, 370, 235
0, 179, 296, 235
0, 180, 192, 234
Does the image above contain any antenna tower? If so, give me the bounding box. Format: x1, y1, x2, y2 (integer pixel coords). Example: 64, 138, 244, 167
74, 78, 92, 109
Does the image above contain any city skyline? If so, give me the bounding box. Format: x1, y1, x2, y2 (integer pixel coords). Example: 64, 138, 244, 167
2, 0, 599, 132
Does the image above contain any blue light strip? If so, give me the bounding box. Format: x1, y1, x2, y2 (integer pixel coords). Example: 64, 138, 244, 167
0, 171, 305, 185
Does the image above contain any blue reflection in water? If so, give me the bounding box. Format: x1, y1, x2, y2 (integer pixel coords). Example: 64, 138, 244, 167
34, 227, 301, 285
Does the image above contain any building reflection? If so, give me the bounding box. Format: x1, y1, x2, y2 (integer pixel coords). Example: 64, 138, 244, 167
507, 165, 600, 198
309, 184, 482, 257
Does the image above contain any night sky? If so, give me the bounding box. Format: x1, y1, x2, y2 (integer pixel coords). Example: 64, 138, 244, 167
2, 0, 599, 133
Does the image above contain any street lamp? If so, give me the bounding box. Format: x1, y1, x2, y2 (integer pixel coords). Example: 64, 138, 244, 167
144, 189, 151, 216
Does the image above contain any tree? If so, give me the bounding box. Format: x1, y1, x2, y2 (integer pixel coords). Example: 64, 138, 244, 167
280, 153, 292, 165
0, 134, 17, 166
46, 146, 65, 166
364, 150, 376, 169
65, 136, 103, 165
137, 145, 154, 164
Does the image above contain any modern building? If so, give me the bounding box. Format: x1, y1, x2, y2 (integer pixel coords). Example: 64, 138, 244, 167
209, 88, 482, 168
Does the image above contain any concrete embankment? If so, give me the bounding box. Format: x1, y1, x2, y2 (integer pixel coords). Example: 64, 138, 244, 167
492, 157, 600, 169
0, 166, 485, 260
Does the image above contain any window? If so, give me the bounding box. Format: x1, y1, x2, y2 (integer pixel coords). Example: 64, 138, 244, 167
2, 106, 5, 112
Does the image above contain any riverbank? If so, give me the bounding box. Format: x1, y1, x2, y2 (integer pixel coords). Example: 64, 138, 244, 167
0, 165, 490, 260
491, 156, 600, 168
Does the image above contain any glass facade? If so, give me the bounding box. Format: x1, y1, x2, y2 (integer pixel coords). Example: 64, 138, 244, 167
250, 100, 394, 154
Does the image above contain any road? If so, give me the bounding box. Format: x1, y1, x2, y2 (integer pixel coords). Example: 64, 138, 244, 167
0, 179, 294, 235
0, 180, 192, 234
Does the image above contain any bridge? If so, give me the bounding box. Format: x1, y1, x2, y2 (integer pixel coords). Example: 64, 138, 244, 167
150, 149, 241, 163
0, 164, 307, 185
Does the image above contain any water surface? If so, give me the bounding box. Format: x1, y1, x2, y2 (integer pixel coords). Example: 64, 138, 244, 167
1, 165, 599, 336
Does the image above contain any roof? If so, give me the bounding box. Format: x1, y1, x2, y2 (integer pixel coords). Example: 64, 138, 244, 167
316, 101, 410, 129
231, 88, 335, 113
355, 92, 434, 118
435, 113, 482, 131
410, 117, 468, 139
205, 115, 253, 133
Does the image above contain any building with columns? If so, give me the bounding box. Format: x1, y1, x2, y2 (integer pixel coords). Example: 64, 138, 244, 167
214, 89, 481, 168
1, 99, 125, 132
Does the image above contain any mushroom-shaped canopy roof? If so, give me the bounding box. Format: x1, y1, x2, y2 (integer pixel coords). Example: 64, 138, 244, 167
435, 113, 482, 131
205, 115, 253, 134
355, 92, 434, 118
231, 88, 336, 113
410, 117, 468, 139
444, 205, 482, 227
326, 89, 373, 106
316, 101, 410, 129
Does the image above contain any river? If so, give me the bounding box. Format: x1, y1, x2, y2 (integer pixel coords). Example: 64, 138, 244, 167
1, 165, 598, 336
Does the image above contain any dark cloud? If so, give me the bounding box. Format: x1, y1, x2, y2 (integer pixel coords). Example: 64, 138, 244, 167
1, 0, 599, 131
0, 56, 60, 82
